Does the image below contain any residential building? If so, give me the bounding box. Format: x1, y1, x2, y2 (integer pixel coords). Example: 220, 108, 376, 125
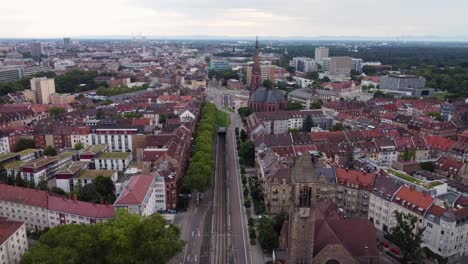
0, 184, 114, 231
227, 79, 243, 90
335, 168, 375, 218
63, 37, 71, 48
422, 195, 468, 260
351, 58, 363, 72
322, 56, 352, 77
113, 174, 164, 215
314, 47, 329, 65
30, 77, 56, 104
289, 57, 316, 73
256, 148, 291, 214
374, 137, 398, 167
4, 151, 77, 185
287, 88, 315, 109
49, 93, 75, 104
0, 131, 10, 154
30, 42, 43, 58
94, 152, 132, 171
247, 110, 332, 135
368, 171, 402, 232
0, 219, 28, 264
90, 127, 139, 152
47, 195, 115, 226
0, 66, 47, 83
246, 64, 275, 86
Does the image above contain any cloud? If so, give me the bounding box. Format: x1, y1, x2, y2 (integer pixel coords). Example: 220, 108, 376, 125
0, 0, 467, 38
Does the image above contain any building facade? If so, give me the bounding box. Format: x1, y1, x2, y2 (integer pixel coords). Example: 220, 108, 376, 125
0, 220, 28, 264
30, 77, 56, 104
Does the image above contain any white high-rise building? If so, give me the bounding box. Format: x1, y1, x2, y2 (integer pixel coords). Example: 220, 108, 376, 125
30, 77, 56, 104
289, 57, 316, 73
315, 47, 329, 65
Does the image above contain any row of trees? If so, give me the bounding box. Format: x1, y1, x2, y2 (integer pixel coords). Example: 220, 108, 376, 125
21, 211, 185, 264
184, 102, 219, 192
96, 84, 148, 96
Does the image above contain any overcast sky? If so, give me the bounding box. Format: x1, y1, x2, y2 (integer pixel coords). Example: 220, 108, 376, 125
1, 0, 467, 38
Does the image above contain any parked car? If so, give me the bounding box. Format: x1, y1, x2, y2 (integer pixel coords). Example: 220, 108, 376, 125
390, 248, 400, 255
380, 241, 389, 248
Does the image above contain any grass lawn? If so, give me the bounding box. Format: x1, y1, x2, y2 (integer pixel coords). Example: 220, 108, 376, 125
217, 110, 230, 128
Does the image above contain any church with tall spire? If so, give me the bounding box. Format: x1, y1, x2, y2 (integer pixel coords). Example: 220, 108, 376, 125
248, 37, 287, 112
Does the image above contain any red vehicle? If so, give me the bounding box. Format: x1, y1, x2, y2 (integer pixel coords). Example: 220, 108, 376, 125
381, 241, 389, 248
390, 248, 400, 255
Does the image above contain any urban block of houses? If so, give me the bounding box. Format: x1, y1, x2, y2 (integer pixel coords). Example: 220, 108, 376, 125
113, 174, 166, 215
0, 184, 114, 231
0, 219, 28, 264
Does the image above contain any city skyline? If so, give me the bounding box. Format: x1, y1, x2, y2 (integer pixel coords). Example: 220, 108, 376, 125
1, 0, 468, 39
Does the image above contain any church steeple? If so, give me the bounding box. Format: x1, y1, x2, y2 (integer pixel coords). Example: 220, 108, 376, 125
250, 36, 262, 96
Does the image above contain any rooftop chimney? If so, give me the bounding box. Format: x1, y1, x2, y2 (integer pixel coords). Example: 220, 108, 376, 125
72, 194, 77, 202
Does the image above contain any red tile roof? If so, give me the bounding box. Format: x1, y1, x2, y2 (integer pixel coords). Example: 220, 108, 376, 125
335, 168, 375, 191
393, 186, 434, 212
424, 136, 455, 152
0, 219, 24, 245
48, 196, 114, 219
114, 174, 155, 205
0, 184, 48, 208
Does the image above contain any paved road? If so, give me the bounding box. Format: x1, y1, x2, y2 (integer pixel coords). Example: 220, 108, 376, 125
226, 111, 253, 264
207, 84, 253, 264
172, 187, 212, 264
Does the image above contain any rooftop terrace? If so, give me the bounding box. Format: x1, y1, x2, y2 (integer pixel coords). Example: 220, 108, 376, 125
387, 169, 444, 189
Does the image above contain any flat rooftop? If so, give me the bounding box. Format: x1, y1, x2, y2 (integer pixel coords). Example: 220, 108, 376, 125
96, 152, 132, 159
17, 148, 41, 156
81, 144, 108, 155
77, 170, 116, 179
55, 161, 89, 175
0, 153, 19, 163
387, 169, 443, 189
3, 160, 24, 170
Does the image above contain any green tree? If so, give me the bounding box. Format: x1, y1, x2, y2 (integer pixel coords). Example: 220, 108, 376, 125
21, 211, 185, 264
79, 184, 101, 203
15, 138, 36, 152
330, 122, 345, 131
262, 79, 274, 89
240, 141, 255, 167
159, 114, 167, 124
74, 142, 84, 150
420, 162, 434, 172
273, 211, 288, 235
303, 115, 314, 132
44, 146, 57, 156
48, 107, 66, 118
373, 90, 394, 99
310, 100, 322, 109
257, 216, 279, 251
238, 107, 253, 123
305, 71, 319, 80
94, 176, 116, 203
388, 211, 426, 263
240, 129, 248, 142
286, 101, 303, 110
37, 176, 48, 191
51, 187, 66, 195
